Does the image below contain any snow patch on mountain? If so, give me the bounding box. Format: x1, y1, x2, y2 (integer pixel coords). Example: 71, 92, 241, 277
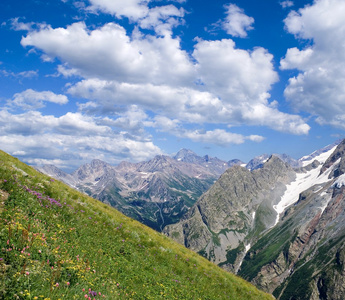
273, 146, 338, 226
332, 173, 345, 188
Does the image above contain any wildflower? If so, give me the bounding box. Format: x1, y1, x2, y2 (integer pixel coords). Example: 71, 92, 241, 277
66, 282, 70, 286
84, 295, 88, 299
56, 283, 59, 287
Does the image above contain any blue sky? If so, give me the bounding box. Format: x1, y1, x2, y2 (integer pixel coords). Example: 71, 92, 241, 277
1, 0, 345, 171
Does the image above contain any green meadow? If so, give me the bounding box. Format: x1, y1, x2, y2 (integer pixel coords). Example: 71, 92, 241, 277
0, 150, 273, 300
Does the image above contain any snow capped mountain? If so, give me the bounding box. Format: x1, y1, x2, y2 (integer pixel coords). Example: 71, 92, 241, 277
272, 144, 338, 226
246, 153, 301, 171
164, 139, 345, 299
298, 139, 342, 166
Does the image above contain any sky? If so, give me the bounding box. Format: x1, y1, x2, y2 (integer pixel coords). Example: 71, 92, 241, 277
1, 0, 345, 171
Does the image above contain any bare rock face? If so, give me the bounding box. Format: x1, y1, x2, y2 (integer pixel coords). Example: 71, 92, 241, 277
164, 155, 295, 268
240, 140, 345, 300
36, 151, 230, 232
166, 139, 345, 299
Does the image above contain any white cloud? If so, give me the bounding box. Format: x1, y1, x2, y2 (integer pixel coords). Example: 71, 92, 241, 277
0, 109, 162, 170
88, 0, 150, 20
17, 12, 311, 161
280, 1, 294, 9
240, 103, 310, 135
138, 5, 185, 35
280, 47, 313, 70
181, 129, 246, 145
192, 39, 278, 107
151, 116, 264, 146
0, 69, 38, 79
21, 22, 195, 86
9, 89, 68, 110
66, 35, 309, 135
281, 0, 345, 129
69, 79, 224, 123
222, 4, 254, 38
10, 17, 36, 31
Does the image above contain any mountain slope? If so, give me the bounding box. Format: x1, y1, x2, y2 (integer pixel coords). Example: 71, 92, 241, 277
0, 149, 273, 299
240, 140, 345, 299
37, 152, 229, 232
164, 139, 345, 299
164, 155, 295, 270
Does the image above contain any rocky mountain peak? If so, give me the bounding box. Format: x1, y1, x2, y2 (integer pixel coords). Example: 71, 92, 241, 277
174, 148, 197, 159
320, 138, 345, 178
72, 158, 113, 181
137, 155, 176, 173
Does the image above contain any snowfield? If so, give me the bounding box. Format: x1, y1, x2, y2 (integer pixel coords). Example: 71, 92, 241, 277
272, 146, 338, 226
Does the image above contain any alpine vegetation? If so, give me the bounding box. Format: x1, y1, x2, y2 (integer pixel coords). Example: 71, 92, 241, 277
0, 149, 273, 299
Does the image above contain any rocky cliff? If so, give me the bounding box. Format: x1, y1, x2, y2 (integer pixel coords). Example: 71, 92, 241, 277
165, 139, 345, 299
37, 150, 229, 231
164, 155, 296, 271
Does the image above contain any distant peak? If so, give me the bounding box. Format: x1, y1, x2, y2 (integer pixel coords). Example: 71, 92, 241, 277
174, 148, 197, 157
90, 159, 109, 167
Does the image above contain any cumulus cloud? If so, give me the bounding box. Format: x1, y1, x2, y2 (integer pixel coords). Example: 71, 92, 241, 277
193, 39, 278, 105
88, 0, 150, 20
281, 0, 345, 129
138, 5, 185, 35
222, 4, 254, 38
0, 109, 162, 170
9, 89, 68, 110
88, 0, 184, 34
64, 36, 309, 134
14, 4, 313, 167
21, 22, 195, 86
151, 116, 264, 146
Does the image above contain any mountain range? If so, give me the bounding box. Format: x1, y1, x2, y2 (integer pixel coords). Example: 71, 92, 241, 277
10, 138, 345, 299
164, 139, 345, 299
35, 147, 320, 234
36, 149, 241, 231
0, 149, 273, 300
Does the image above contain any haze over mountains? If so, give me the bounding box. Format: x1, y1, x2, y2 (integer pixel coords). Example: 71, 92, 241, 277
31, 139, 345, 298
36, 145, 333, 233
37, 149, 240, 231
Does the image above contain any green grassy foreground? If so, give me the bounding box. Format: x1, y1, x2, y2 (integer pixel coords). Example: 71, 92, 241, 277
0, 150, 273, 300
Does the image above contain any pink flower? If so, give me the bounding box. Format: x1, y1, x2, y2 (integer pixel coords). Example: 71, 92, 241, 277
84, 295, 88, 298
66, 282, 70, 286
82, 288, 85, 292
56, 283, 59, 287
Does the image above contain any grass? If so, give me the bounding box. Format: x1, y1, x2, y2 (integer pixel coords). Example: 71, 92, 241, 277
0, 150, 274, 300
239, 219, 295, 281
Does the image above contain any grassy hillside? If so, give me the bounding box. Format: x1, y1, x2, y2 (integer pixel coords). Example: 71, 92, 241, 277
0, 150, 273, 300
